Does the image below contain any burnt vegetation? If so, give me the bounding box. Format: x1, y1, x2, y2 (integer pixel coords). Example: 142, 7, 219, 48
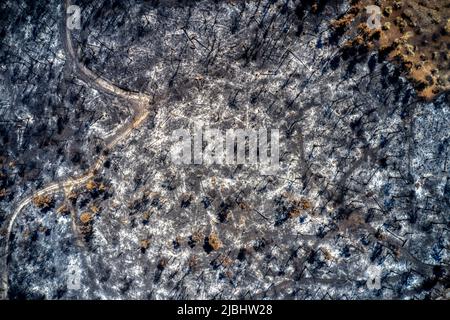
1, 0, 449, 300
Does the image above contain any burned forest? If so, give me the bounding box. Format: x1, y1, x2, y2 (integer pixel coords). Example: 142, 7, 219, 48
0, 0, 449, 300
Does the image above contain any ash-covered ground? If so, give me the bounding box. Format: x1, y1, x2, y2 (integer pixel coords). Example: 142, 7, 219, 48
0, 0, 449, 299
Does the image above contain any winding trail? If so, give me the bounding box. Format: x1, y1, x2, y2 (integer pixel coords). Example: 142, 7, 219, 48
0, 0, 152, 299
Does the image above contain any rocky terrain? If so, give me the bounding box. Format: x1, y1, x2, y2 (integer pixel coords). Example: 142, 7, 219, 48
0, 0, 449, 299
